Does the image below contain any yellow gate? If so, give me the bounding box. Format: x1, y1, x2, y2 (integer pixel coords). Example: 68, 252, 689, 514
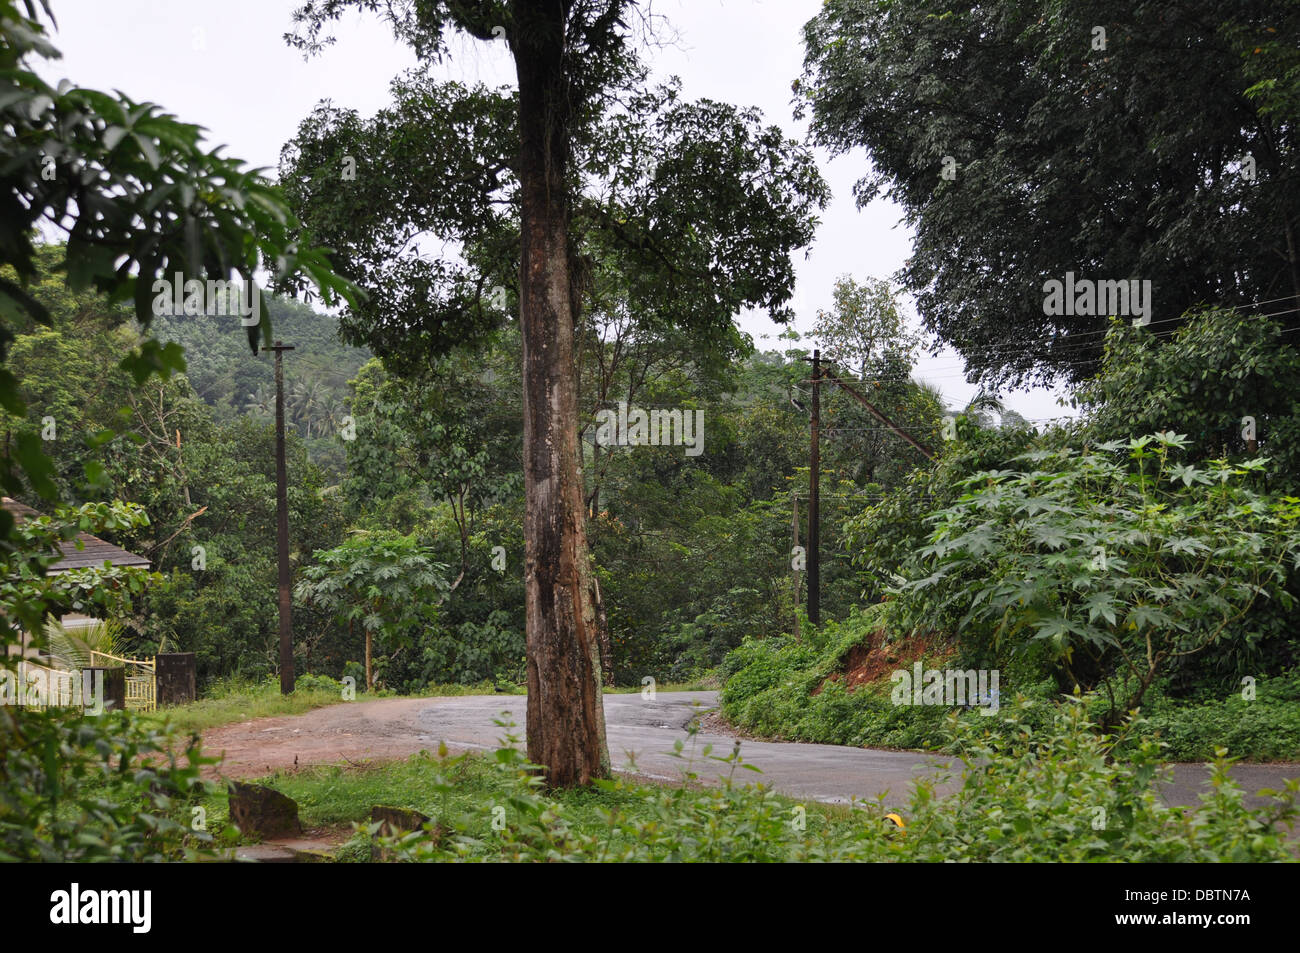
88, 650, 156, 712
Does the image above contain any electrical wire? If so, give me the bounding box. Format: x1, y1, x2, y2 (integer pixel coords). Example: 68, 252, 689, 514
801, 315, 1300, 388
804, 298, 1300, 376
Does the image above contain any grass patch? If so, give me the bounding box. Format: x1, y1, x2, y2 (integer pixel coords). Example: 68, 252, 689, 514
603, 678, 718, 693
198, 737, 865, 859
1135, 671, 1300, 762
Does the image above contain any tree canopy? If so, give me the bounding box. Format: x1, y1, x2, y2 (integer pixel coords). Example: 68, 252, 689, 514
798, 0, 1300, 388
279, 73, 828, 376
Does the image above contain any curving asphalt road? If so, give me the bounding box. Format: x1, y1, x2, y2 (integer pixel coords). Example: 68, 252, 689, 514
414, 690, 964, 805
203, 690, 1299, 815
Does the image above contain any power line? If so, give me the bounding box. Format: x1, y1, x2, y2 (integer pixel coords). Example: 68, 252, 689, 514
806, 303, 1300, 381
790, 494, 937, 501
810, 294, 1299, 365
808, 316, 1300, 388
872, 307, 1300, 374
823, 419, 1074, 435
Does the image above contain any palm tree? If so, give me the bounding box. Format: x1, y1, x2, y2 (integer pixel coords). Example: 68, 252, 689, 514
960, 389, 1006, 429
319, 397, 348, 437
43, 618, 128, 669
914, 380, 1009, 435
290, 378, 324, 438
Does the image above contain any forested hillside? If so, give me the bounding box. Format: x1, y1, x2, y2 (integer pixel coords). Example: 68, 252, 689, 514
151, 296, 369, 479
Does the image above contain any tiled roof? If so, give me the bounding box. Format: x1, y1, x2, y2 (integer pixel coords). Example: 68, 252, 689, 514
2, 498, 151, 571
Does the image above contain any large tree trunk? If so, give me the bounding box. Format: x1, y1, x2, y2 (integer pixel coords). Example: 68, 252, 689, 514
514, 4, 611, 787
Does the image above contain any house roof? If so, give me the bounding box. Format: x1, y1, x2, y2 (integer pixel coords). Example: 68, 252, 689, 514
2, 497, 151, 571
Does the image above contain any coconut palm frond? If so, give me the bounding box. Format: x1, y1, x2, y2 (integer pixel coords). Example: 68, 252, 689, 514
43, 618, 127, 669
910, 378, 946, 407
964, 389, 1005, 416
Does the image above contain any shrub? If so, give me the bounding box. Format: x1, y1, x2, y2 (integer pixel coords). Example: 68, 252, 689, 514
1128, 669, 1300, 762
896, 433, 1300, 726
0, 708, 217, 861
720, 604, 1054, 750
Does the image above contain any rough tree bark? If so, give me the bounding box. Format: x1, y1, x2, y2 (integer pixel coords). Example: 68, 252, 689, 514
514, 4, 611, 786
592, 573, 615, 688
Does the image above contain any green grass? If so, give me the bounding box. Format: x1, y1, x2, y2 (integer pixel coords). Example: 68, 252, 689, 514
144, 686, 342, 734
1135, 671, 1300, 762
602, 678, 719, 693
197, 743, 871, 860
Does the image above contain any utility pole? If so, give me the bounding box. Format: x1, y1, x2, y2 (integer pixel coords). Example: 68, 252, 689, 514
270, 341, 296, 695
791, 490, 801, 642
799, 354, 936, 628
808, 349, 821, 626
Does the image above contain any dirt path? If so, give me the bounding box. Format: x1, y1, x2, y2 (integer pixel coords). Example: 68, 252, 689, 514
202, 696, 441, 777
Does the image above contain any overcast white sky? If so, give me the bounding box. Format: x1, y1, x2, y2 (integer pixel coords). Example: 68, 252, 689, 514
45, 0, 1073, 421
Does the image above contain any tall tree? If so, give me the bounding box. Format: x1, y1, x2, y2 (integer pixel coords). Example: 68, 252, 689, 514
809, 277, 941, 485
812, 276, 914, 379
798, 0, 1300, 388
286, 1, 827, 785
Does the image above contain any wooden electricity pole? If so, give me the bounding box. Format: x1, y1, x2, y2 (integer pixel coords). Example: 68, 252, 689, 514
808, 349, 821, 625
791, 490, 801, 642
801, 354, 937, 628
270, 341, 296, 695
